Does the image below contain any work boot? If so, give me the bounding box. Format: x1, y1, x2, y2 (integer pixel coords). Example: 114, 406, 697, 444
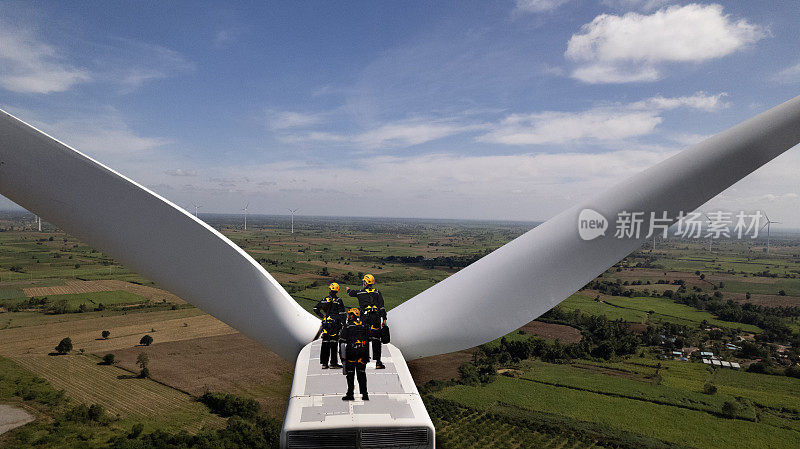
321, 365, 329, 369
342, 394, 355, 401
375, 361, 386, 369
362, 393, 370, 401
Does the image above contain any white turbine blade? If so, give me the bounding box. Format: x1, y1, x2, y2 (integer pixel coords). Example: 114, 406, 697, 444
389, 95, 800, 359
0, 110, 318, 360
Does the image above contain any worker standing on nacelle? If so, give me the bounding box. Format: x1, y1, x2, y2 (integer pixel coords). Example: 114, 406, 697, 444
313, 282, 346, 321
314, 283, 345, 369
346, 274, 387, 369
339, 308, 369, 401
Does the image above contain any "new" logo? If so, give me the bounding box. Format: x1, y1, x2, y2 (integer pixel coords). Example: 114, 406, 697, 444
578, 209, 608, 241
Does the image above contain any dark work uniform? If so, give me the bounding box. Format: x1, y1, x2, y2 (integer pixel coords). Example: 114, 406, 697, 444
348, 287, 386, 364
339, 318, 369, 398
313, 295, 346, 321
314, 295, 345, 367
319, 315, 342, 366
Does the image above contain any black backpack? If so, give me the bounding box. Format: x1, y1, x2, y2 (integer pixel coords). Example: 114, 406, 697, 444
380, 325, 391, 344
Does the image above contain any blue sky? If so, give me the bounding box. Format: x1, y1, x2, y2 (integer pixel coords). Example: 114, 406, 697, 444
1, 1, 799, 225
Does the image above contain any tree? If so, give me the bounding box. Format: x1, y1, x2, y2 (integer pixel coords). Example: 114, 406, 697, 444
50, 299, 69, 314
457, 363, 480, 386
102, 353, 115, 365
87, 404, 105, 422
139, 334, 153, 346
136, 352, 149, 378
703, 382, 717, 395
55, 337, 72, 354
101, 330, 110, 339
129, 423, 144, 439
722, 400, 740, 417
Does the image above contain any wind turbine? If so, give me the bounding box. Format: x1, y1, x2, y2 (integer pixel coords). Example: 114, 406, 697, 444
703, 213, 713, 252
4, 94, 800, 447
288, 208, 298, 234
242, 202, 249, 230
192, 202, 202, 217
760, 211, 780, 254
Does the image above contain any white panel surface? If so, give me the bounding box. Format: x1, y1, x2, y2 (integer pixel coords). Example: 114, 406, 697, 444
0, 110, 319, 360
389, 95, 800, 359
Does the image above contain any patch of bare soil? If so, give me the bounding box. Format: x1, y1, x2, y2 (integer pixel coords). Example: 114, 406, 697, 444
726, 292, 800, 307
0, 309, 232, 356
407, 349, 475, 385
22, 280, 186, 304
520, 321, 582, 343
108, 333, 293, 418
0, 404, 34, 435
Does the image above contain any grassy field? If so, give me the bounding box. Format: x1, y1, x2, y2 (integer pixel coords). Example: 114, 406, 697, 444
604, 296, 763, 332
427, 396, 601, 449
10, 354, 223, 433
560, 293, 649, 322
559, 293, 762, 332
519, 360, 756, 419
435, 374, 800, 448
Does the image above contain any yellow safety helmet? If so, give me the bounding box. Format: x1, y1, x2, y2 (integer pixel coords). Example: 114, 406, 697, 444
348, 307, 360, 318
329, 282, 340, 292
362, 274, 375, 285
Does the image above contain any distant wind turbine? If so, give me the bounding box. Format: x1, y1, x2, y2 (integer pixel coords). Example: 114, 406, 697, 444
703, 213, 713, 252
288, 208, 299, 234
192, 203, 202, 217
242, 202, 249, 230
760, 211, 780, 254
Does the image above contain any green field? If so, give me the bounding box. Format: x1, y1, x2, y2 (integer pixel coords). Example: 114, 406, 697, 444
435, 371, 800, 448
603, 296, 762, 332
39, 290, 147, 308
0, 355, 225, 448
519, 360, 756, 420
559, 293, 762, 332
560, 294, 650, 322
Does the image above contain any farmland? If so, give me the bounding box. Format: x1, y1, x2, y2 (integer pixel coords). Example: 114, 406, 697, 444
0, 211, 799, 447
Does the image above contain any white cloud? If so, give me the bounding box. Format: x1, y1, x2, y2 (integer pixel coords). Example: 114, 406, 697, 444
165, 169, 197, 177
354, 120, 472, 149
0, 24, 90, 93
267, 110, 326, 130
515, 0, 570, 13
480, 110, 662, 145
104, 41, 194, 93
27, 110, 169, 156
600, 0, 672, 12
176, 147, 678, 220
280, 119, 477, 150
0, 16, 191, 94
566, 4, 766, 84
628, 92, 728, 111
480, 92, 725, 145
772, 62, 800, 84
